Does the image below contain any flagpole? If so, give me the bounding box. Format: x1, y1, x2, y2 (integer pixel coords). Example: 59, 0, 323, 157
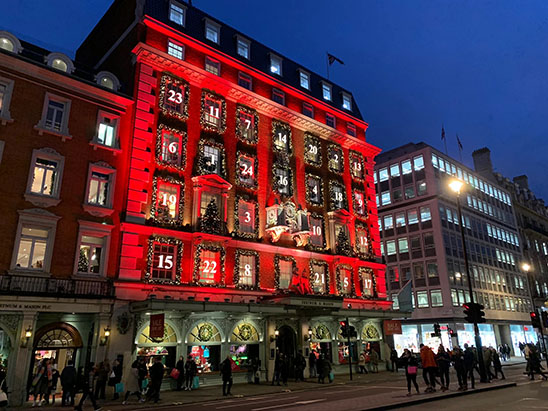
457, 134, 463, 162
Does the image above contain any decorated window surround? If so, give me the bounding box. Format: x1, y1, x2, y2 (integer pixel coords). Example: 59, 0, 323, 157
73, 220, 113, 277
359, 267, 376, 298
307, 212, 326, 252
305, 173, 323, 206
327, 209, 353, 256
272, 163, 293, 198
191, 174, 232, 233
271, 119, 292, 156
150, 175, 185, 226
233, 249, 260, 290
336, 264, 355, 297
303, 133, 322, 167
352, 188, 367, 218
327, 143, 344, 174
83, 161, 116, 217
145, 236, 183, 284
158, 73, 190, 121
309, 259, 330, 295
274, 254, 296, 292
155, 124, 187, 172
355, 220, 373, 260
192, 242, 226, 287
200, 89, 227, 133
235, 151, 258, 190
328, 180, 348, 211
196, 138, 227, 179
235, 105, 259, 144
233, 195, 259, 239
349, 150, 365, 182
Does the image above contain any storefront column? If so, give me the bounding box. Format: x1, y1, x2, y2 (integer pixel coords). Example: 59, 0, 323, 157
10, 312, 38, 406
266, 320, 277, 382
94, 312, 112, 363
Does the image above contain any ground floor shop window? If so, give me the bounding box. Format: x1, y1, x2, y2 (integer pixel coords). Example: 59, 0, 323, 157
229, 344, 260, 372
456, 323, 497, 349
393, 324, 419, 355
337, 341, 358, 364
309, 342, 332, 362
137, 346, 176, 369
510, 324, 537, 356
188, 345, 221, 373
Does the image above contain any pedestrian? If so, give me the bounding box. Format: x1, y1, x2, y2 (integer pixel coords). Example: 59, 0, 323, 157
402, 349, 419, 396
111, 359, 123, 400
308, 350, 317, 378
0, 364, 8, 410
122, 360, 144, 405
94, 361, 108, 400
175, 356, 185, 391
137, 358, 148, 394
47, 363, 59, 405
390, 347, 399, 372
483, 347, 494, 381
452, 347, 467, 391
184, 355, 197, 391
147, 357, 164, 403
271, 354, 281, 386
419, 344, 437, 393
75, 362, 100, 411
504, 344, 511, 361
220, 355, 233, 396
370, 349, 379, 373
31, 358, 51, 407
280, 354, 289, 386
491, 348, 505, 380
527, 346, 548, 380
61, 360, 77, 406
252, 357, 261, 384
463, 344, 477, 389
358, 351, 368, 374
295, 352, 306, 382
436, 345, 451, 391
319, 354, 332, 384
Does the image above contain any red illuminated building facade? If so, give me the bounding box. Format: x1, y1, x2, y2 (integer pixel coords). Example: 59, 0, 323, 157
76, 0, 391, 378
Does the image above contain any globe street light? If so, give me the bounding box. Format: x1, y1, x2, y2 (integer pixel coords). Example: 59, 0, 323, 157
449, 179, 487, 382
522, 262, 548, 367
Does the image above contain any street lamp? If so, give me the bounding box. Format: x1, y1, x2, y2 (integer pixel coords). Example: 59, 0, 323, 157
522, 262, 548, 368
449, 179, 487, 382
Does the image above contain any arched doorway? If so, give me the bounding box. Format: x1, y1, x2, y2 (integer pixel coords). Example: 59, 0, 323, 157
29, 323, 83, 395
276, 325, 297, 377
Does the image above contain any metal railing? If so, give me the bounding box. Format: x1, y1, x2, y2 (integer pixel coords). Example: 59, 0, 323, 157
0, 273, 114, 298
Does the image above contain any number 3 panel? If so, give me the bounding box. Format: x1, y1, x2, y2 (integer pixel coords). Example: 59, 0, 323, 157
234, 196, 259, 239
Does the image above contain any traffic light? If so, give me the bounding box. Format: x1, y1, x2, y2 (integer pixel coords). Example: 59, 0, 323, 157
542, 311, 548, 328
431, 323, 441, 338
530, 311, 541, 329
448, 327, 455, 337
463, 302, 486, 324
349, 325, 358, 338
340, 320, 349, 338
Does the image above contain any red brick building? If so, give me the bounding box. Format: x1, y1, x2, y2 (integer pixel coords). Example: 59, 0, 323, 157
76, 0, 390, 380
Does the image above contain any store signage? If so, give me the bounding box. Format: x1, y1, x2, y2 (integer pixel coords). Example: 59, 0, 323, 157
273, 296, 341, 308
383, 320, 402, 335
149, 313, 165, 339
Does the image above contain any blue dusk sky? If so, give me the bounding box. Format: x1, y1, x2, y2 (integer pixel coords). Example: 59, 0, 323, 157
1, 0, 547, 198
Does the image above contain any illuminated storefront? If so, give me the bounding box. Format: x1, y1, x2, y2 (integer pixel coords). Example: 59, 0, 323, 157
137, 322, 178, 369
393, 324, 419, 355
187, 321, 222, 373
229, 322, 261, 372
309, 323, 333, 362
456, 323, 497, 349
510, 324, 538, 356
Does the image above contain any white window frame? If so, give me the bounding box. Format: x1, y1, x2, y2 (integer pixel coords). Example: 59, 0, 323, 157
0, 31, 23, 54
169, 0, 186, 26
45, 52, 74, 74
11, 208, 60, 273
0, 75, 15, 125
204, 18, 221, 44
269, 53, 283, 76
35, 92, 72, 140
167, 39, 185, 60
83, 161, 116, 217
91, 110, 121, 151
95, 71, 120, 91
298, 69, 310, 90
73, 220, 113, 277
25, 148, 65, 207
342, 92, 352, 110
236, 35, 251, 59
321, 81, 332, 101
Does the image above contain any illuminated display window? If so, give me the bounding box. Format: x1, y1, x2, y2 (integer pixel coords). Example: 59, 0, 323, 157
234, 196, 258, 239
337, 264, 354, 296
234, 249, 259, 289
151, 176, 184, 226
359, 267, 375, 297
169, 1, 186, 26
235, 105, 259, 144
270, 53, 282, 76
322, 82, 332, 101
273, 165, 292, 197
342, 92, 352, 111
156, 124, 186, 171
201, 90, 226, 133
328, 144, 344, 174
299, 69, 310, 90
304, 133, 322, 167
309, 260, 330, 295
275, 255, 295, 290
271, 120, 292, 155
306, 174, 323, 206
158, 75, 189, 121
193, 244, 225, 286
146, 237, 183, 284
197, 139, 226, 178
335, 223, 351, 256
235, 152, 258, 189
353, 189, 366, 217
329, 180, 347, 211
93, 111, 120, 149
308, 214, 325, 251
349, 150, 365, 181
355, 223, 372, 258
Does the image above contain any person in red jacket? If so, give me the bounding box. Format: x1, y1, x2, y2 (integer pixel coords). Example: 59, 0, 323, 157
420, 344, 438, 393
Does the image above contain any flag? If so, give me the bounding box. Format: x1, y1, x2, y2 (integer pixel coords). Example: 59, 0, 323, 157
327, 53, 344, 66
457, 134, 463, 151
441, 126, 446, 141
397, 280, 413, 312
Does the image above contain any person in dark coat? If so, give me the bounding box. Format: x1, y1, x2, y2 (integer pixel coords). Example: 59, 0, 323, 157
61, 360, 77, 406
390, 348, 399, 372
184, 356, 197, 391
308, 350, 317, 378
280, 355, 289, 386
401, 349, 419, 396
47, 364, 60, 405
452, 347, 467, 390
527, 346, 548, 380
295, 352, 306, 382
463, 344, 477, 389
175, 356, 185, 391
271, 355, 281, 386
491, 348, 505, 380
75, 363, 100, 411
147, 357, 164, 403
319, 355, 332, 384
436, 345, 451, 391
111, 359, 123, 400
137, 358, 148, 394
220, 355, 233, 396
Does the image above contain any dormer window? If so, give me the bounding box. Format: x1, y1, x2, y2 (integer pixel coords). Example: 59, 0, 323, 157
299, 69, 310, 90
169, 1, 186, 26
236, 35, 250, 59
0, 31, 22, 53
270, 53, 282, 76
321, 82, 332, 101
342, 92, 352, 110
95, 71, 120, 91
45, 53, 74, 74
205, 19, 220, 44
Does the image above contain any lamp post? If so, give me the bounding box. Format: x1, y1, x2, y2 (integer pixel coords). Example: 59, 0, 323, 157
522, 262, 548, 368
449, 180, 487, 383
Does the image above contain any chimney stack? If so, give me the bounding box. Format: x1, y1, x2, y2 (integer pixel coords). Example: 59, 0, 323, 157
472, 147, 494, 180
513, 175, 529, 190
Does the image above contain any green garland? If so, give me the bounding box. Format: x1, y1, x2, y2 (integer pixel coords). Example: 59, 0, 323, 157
200, 89, 227, 134
235, 104, 259, 144
355, 220, 374, 260
306, 212, 326, 252
192, 243, 226, 287
305, 173, 323, 206
155, 124, 187, 172
145, 235, 183, 285
272, 163, 294, 198
158, 73, 190, 122
336, 264, 356, 297
235, 150, 258, 190
233, 195, 259, 239
196, 138, 227, 180
149, 175, 185, 227
327, 143, 344, 174
329, 180, 348, 211
303, 133, 322, 167
274, 254, 297, 293
359, 267, 377, 299
352, 188, 367, 218
309, 259, 330, 295
233, 249, 260, 290
271, 119, 293, 157
349, 150, 365, 182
